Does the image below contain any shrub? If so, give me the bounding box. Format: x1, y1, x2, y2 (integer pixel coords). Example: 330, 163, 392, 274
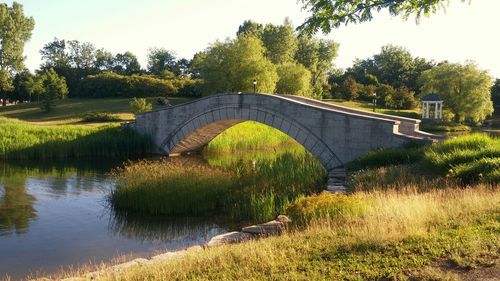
347, 145, 424, 171
76, 72, 201, 98
129, 97, 152, 114
286, 192, 366, 224
81, 112, 121, 123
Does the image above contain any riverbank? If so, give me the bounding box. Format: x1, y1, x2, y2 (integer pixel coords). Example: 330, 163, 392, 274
44, 184, 499, 280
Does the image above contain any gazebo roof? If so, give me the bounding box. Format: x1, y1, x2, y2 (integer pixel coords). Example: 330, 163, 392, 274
422, 93, 442, 102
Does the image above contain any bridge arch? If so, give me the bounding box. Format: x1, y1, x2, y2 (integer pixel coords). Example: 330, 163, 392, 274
160, 105, 344, 171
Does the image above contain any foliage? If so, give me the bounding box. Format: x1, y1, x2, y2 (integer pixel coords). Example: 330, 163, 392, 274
492, 78, 500, 112
38, 68, 68, 112
80, 112, 121, 123
348, 145, 423, 171
0, 2, 35, 103
76, 72, 200, 98
298, 0, 458, 34
197, 34, 278, 94
346, 45, 434, 94
260, 19, 298, 64
295, 36, 339, 96
387, 86, 417, 109
420, 121, 471, 132
147, 48, 178, 77
275, 62, 312, 97
338, 76, 360, 100
0, 117, 152, 159
129, 97, 152, 114
419, 62, 494, 124
112, 51, 141, 75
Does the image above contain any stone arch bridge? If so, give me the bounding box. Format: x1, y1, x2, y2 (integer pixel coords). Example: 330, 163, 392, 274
131, 93, 436, 175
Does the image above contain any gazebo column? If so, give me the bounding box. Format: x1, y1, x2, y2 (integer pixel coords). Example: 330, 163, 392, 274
434, 102, 438, 119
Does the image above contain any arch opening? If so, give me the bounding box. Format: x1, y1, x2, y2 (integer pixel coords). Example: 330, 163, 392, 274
160, 106, 344, 172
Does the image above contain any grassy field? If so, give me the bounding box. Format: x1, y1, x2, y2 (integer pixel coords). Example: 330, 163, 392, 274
0, 97, 192, 126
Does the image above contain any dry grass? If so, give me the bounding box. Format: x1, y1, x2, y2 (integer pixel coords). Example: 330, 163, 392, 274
51, 185, 500, 281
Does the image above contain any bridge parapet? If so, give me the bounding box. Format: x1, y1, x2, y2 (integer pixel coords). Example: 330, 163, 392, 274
133, 93, 432, 171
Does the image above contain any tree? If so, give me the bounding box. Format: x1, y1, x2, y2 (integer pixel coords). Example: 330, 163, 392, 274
491, 79, 500, 112
147, 48, 177, 77
261, 20, 297, 64
237, 20, 263, 37
113, 52, 141, 75
94, 49, 114, 71
295, 36, 338, 96
376, 83, 396, 107
40, 39, 98, 95
276, 63, 312, 97
39, 69, 68, 112
298, 0, 460, 34
0, 2, 35, 106
339, 76, 361, 100
346, 45, 433, 94
419, 62, 494, 124
198, 35, 278, 94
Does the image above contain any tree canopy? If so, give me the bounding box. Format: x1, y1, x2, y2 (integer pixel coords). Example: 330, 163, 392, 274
197, 35, 278, 94
346, 45, 434, 94
0, 2, 35, 104
298, 0, 460, 34
419, 62, 493, 124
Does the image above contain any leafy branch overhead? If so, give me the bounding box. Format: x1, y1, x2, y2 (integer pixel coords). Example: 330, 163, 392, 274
298, 0, 464, 35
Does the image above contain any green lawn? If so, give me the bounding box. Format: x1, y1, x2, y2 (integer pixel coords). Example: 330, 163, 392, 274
0, 97, 193, 126
324, 99, 422, 119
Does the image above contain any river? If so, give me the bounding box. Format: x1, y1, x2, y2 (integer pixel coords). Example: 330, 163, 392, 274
0, 146, 325, 280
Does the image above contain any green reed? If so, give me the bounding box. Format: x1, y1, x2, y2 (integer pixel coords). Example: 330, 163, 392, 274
0, 117, 151, 160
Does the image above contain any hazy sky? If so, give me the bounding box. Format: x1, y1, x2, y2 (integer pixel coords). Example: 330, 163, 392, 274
7, 0, 500, 77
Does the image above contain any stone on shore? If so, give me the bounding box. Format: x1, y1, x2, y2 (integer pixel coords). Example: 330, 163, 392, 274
242, 215, 292, 235
205, 231, 253, 247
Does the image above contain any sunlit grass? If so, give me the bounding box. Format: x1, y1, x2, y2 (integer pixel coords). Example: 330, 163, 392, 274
0, 97, 192, 126
0, 117, 152, 159
205, 121, 295, 152
59, 185, 499, 281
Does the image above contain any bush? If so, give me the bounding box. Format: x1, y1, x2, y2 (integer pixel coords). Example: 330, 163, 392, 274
347, 145, 424, 171
76, 72, 201, 98
286, 192, 366, 224
129, 98, 152, 114
81, 112, 121, 123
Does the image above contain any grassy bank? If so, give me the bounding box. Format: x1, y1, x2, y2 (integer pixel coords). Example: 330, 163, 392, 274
0, 97, 191, 126
348, 134, 500, 184
0, 117, 151, 160
61, 185, 499, 280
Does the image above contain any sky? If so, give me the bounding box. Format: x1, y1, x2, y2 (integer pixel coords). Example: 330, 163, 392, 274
6, 0, 500, 78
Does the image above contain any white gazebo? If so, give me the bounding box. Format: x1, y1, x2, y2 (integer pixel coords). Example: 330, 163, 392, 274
421, 93, 443, 120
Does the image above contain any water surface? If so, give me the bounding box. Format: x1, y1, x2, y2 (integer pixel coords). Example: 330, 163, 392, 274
0, 161, 227, 280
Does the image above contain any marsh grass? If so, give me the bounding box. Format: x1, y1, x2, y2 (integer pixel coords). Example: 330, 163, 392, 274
110, 148, 326, 221
58, 185, 499, 281
0, 117, 151, 159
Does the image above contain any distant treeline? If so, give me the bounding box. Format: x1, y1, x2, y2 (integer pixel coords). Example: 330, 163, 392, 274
76, 72, 201, 98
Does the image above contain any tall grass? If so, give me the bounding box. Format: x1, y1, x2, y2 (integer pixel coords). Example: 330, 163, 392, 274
0, 117, 152, 159
205, 121, 295, 153
348, 134, 500, 184
110, 148, 326, 222
60, 185, 499, 281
